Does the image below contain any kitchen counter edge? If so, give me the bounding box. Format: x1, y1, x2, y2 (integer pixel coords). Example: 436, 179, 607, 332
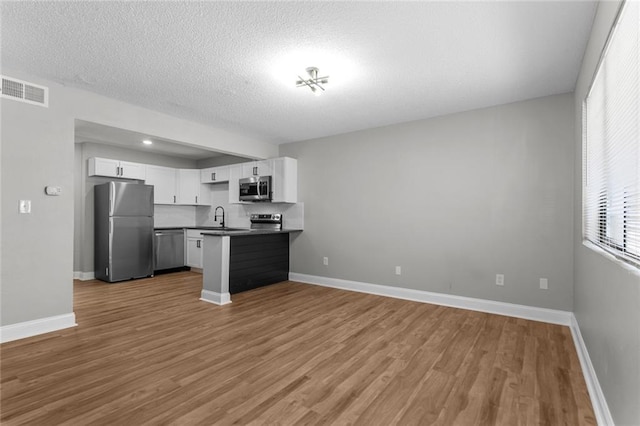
200, 229, 302, 236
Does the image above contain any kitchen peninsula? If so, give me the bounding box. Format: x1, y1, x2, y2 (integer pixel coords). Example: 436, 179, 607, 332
199, 229, 301, 305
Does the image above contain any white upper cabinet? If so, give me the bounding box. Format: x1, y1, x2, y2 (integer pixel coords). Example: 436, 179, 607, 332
228, 165, 243, 204
177, 169, 199, 204
271, 157, 297, 203
88, 157, 146, 180
145, 167, 210, 206
145, 165, 177, 204
200, 165, 230, 183
87, 157, 295, 205
241, 160, 273, 178
229, 157, 297, 204
177, 169, 210, 205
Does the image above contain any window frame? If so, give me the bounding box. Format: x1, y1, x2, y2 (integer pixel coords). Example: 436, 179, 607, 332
582, 0, 640, 269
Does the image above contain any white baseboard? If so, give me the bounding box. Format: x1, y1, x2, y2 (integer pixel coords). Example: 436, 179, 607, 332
290, 273, 573, 326
200, 289, 231, 306
290, 273, 612, 423
0, 313, 77, 343
73, 271, 95, 281
570, 314, 614, 426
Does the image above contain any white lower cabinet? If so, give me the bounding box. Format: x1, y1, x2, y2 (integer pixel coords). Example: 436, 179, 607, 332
185, 230, 204, 269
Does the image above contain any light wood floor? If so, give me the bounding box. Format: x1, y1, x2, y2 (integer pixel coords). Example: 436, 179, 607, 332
1, 271, 595, 425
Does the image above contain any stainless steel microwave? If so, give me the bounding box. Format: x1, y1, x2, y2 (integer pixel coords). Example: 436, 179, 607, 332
239, 176, 272, 202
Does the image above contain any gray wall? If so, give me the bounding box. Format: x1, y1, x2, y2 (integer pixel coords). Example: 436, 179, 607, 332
1, 69, 277, 328
1, 80, 75, 325
74, 142, 198, 273
573, 1, 640, 424
280, 93, 575, 311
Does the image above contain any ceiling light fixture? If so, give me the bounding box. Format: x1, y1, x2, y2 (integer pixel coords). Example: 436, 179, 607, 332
296, 67, 329, 96
142, 139, 153, 145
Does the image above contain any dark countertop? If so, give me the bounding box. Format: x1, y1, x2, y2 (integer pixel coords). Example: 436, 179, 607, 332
154, 226, 302, 236
154, 226, 227, 230
200, 228, 302, 236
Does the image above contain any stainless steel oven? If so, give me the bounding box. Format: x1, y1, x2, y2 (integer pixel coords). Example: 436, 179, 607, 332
239, 176, 272, 202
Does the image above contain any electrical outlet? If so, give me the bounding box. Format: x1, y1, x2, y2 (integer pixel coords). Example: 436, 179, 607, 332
540, 278, 548, 290
395, 266, 402, 275
496, 274, 504, 286
19, 200, 31, 214
323, 257, 329, 266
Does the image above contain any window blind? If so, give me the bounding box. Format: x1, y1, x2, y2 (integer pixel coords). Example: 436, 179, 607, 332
584, 0, 640, 267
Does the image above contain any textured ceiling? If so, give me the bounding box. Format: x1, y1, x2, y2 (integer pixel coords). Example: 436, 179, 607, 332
1, 1, 596, 145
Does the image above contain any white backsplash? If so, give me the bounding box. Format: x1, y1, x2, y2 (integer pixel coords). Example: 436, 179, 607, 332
196, 184, 230, 227
164, 183, 304, 229
154, 205, 196, 227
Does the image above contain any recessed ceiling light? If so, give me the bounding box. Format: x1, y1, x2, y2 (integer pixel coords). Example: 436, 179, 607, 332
142, 139, 153, 145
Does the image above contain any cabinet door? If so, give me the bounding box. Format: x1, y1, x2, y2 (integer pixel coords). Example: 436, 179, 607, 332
201, 166, 230, 183
256, 160, 273, 177
145, 165, 177, 204
228, 165, 243, 204
119, 161, 146, 180
241, 160, 273, 177
271, 157, 298, 203
185, 238, 203, 268
177, 169, 200, 204
89, 157, 119, 178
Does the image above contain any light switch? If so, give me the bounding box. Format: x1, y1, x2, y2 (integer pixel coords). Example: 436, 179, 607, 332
19, 200, 31, 214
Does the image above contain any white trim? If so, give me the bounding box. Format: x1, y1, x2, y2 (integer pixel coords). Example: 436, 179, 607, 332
73, 271, 95, 281
582, 241, 640, 277
570, 314, 614, 426
289, 273, 573, 326
290, 273, 614, 422
200, 289, 231, 306
0, 313, 77, 343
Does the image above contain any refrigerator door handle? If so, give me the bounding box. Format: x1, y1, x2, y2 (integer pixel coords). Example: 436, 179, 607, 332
109, 182, 116, 215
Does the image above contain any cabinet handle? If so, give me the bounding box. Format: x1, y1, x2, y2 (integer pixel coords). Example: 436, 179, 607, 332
197, 240, 201, 248
195, 196, 198, 204
120, 166, 124, 176
116, 166, 120, 176
173, 195, 176, 203
212, 172, 216, 181
253, 166, 258, 176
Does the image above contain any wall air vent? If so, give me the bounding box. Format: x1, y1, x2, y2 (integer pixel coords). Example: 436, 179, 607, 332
1, 75, 49, 107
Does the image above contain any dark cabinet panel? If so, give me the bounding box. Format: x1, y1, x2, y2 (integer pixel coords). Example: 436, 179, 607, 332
229, 234, 289, 294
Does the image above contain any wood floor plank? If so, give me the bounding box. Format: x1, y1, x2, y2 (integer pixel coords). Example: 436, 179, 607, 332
0, 271, 596, 425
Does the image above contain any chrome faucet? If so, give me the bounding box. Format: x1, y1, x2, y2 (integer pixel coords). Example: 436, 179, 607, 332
214, 206, 225, 228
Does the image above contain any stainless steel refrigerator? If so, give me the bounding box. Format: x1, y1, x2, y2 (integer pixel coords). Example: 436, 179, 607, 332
95, 182, 154, 282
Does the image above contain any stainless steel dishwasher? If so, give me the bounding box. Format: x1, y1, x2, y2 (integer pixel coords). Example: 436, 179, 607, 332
154, 229, 185, 272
